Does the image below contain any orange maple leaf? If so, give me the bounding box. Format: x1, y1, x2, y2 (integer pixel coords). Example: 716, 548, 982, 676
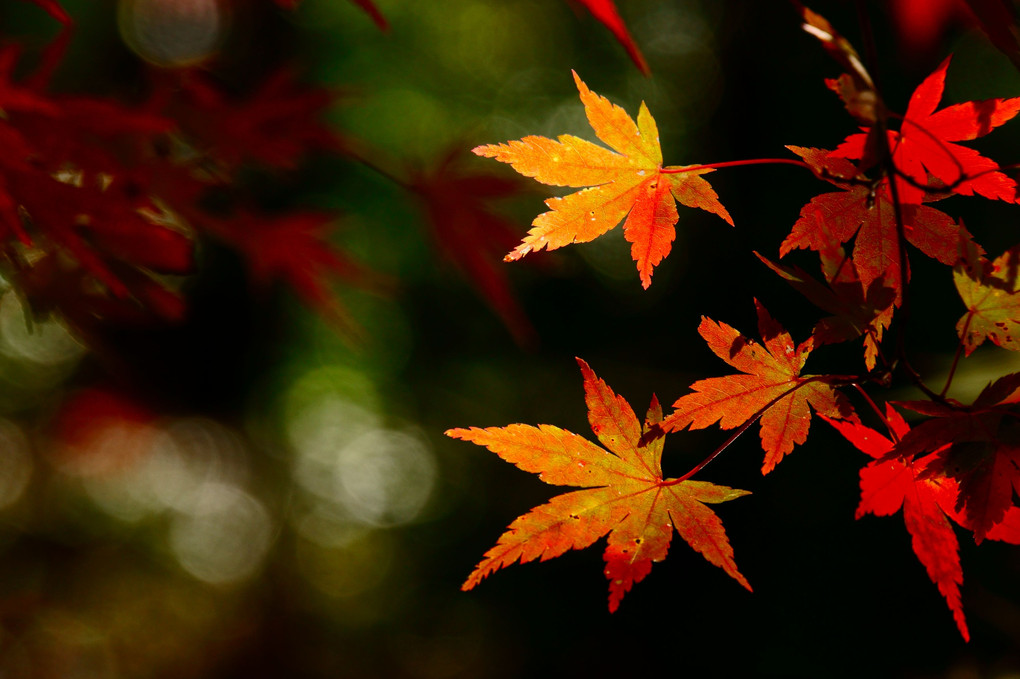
662, 300, 853, 474
474, 72, 732, 288
447, 358, 750, 612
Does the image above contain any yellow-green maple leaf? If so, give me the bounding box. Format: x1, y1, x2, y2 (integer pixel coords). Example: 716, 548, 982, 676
954, 241, 1020, 355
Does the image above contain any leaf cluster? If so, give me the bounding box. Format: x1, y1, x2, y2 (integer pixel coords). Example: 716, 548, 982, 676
449, 3, 1020, 639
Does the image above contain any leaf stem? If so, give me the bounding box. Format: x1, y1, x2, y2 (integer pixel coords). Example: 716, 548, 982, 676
664, 375, 859, 484
344, 141, 410, 189
851, 382, 901, 443
665, 409, 768, 484
660, 158, 810, 173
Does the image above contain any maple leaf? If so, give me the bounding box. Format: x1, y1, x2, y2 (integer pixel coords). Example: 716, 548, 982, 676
824, 405, 970, 641
0, 46, 59, 117
572, 0, 648, 75
954, 239, 1020, 355
210, 210, 389, 333
10, 253, 187, 350
661, 300, 852, 474
755, 251, 895, 370
11, 95, 173, 181
171, 69, 349, 172
474, 71, 731, 289
798, 3, 878, 125
832, 56, 1020, 204
409, 151, 536, 347
446, 358, 750, 612
894, 374, 1020, 542
782, 146, 967, 301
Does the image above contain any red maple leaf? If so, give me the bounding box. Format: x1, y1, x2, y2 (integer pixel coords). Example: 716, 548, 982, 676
782, 146, 968, 302
169, 69, 349, 172
0, 41, 192, 318
825, 405, 970, 640
894, 374, 1020, 542
447, 359, 750, 612
832, 56, 1020, 205
409, 151, 536, 346
756, 250, 895, 371
211, 210, 389, 332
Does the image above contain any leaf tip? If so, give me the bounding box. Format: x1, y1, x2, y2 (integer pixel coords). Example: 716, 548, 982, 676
505, 243, 531, 262
571, 70, 592, 99
461, 567, 484, 591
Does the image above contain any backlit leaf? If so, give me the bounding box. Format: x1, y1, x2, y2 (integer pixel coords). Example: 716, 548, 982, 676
663, 300, 852, 474
447, 358, 750, 612
474, 72, 731, 288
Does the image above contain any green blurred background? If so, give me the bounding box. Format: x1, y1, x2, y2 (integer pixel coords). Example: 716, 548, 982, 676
0, 0, 1019, 676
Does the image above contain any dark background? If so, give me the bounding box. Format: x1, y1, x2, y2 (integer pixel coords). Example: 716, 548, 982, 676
1, 0, 1019, 676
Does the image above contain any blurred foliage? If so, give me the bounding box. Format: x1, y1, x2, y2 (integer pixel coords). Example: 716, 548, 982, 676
0, 1, 1018, 677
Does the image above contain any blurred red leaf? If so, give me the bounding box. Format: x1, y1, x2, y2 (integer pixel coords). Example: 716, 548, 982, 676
18, 0, 70, 24
213, 210, 388, 330
410, 151, 536, 346
171, 69, 349, 172
572, 0, 648, 75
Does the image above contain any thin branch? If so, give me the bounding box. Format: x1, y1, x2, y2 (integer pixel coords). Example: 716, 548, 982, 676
940, 313, 972, 398
899, 358, 945, 401
343, 141, 410, 189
